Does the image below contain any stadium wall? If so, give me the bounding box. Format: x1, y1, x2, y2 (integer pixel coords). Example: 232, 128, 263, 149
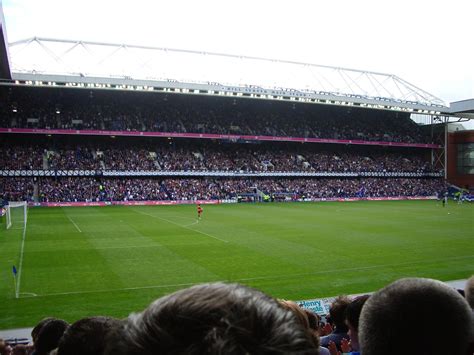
447, 130, 474, 189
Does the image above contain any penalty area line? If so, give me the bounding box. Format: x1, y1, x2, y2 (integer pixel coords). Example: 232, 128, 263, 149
133, 209, 227, 243
66, 215, 82, 233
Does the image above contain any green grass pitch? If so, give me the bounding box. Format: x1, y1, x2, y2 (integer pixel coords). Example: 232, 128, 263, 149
1, 200, 473, 329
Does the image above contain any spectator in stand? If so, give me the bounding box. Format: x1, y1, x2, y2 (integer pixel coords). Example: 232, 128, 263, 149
32, 319, 69, 355
301, 308, 330, 355
30, 317, 57, 354
10, 345, 28, 355
104, 282, 318, 354
278, 300, 320, 351
319, 296, 351, 351
0, 339, 12, 355
327, 295, 370, 355
57, 316, 122, 355
359, 278, 473, 355
342, 295, 369, 354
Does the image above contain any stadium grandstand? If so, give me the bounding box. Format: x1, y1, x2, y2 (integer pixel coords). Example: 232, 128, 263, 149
1, 2, 473, 354
1, 35, 472, 203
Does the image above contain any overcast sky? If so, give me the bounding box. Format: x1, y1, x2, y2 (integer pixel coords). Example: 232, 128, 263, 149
2, 0, 474, 105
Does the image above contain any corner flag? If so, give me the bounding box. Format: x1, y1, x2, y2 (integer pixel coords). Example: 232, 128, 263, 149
12, 265, 17, 277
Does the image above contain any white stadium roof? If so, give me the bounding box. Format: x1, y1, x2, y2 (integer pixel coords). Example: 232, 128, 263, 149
8, 37, 448, 111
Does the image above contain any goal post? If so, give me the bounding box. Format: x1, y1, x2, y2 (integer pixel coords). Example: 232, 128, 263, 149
5, 201, 28, 230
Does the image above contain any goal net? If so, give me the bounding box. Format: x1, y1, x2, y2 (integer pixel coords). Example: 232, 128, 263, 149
5, 202, 28, 230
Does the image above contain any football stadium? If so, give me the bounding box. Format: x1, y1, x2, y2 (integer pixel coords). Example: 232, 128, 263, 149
1, 1, 473, 354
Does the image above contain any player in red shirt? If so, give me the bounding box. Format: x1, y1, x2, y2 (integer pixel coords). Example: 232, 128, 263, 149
197, 204, 203, 219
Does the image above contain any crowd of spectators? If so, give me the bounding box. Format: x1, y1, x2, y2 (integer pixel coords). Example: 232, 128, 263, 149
0, 177, 446, 203
1, 277, 473, 355
0, 143, 436, 173
0, 147, 44, 170
270, 178, 446, 199
0, 86, 431, 144
1, 178, 34, 202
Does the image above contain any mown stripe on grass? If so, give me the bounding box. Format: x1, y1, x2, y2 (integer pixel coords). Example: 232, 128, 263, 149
20, 254, 473, 298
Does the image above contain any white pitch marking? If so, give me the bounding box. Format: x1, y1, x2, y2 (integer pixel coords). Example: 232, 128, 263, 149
20, 255, 474, 299
66, 215, 82, 233
134, 210, 227, 243
19, 292, 37, 297
20, 281, 215, 298
183, 219, 200, 227
166, 215, 199, 221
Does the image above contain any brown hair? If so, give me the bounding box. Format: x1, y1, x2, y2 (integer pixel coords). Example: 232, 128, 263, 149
106, 283, 318, 354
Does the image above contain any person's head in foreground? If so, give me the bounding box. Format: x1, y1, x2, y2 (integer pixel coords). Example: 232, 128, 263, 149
465, 274, 474, 310
34, 319, 69, 355
359, 277, 473, 355
105, 282, 318, 354
57, 316, 122, 355
31, 317, 58, 346
278, 300, 319, 348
